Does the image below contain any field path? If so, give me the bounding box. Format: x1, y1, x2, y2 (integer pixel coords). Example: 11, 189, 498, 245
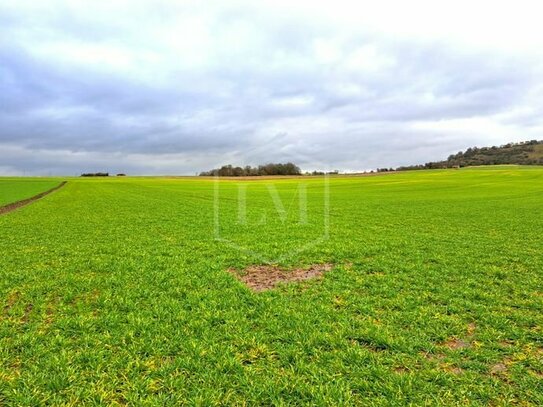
0, 181, 67, 215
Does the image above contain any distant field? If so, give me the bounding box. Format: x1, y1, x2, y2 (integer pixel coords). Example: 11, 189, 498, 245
0, 179, 62, 207
0, 167, 542, 405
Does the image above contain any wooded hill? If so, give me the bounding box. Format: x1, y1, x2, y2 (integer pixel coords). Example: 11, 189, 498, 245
397, 140, 543, 171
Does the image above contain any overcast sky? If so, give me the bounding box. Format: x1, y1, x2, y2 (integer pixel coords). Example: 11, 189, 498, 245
1, 0, 543, 175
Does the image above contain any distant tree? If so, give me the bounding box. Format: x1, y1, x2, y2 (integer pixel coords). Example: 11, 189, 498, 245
199, 162, 302, 177
81, 172, 109, 177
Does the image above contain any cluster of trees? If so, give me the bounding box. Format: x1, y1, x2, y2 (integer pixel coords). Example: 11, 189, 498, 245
397, 140, 543, 171
80, 173, 127, 177
81, 172, 109, 177
199, 163, 302, 176
308, 170, 339, 175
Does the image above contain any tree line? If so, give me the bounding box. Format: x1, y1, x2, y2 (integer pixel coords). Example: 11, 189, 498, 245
396, 140, 543, 171
81, 172, 110, 177
80, 173, 126, 177
199, 163, 302, 176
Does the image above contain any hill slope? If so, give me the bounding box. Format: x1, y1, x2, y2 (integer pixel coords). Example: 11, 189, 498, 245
398, 140, 543, 170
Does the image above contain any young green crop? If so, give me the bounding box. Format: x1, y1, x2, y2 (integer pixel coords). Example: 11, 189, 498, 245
0, 167, 542, 405
0, 178, 62, 206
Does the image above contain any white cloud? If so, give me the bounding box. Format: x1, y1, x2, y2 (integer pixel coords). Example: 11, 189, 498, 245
1, 0, 543, 174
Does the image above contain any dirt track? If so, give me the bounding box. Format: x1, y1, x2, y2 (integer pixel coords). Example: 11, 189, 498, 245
0, 181, 67, 216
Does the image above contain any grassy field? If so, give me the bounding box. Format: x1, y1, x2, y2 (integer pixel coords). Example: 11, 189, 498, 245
1, 166, 542, 405
0, 179, 62, 207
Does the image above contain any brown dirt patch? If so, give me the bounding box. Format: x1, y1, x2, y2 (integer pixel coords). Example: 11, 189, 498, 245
228, 263, 333, 292
440, 323, 477, 351
443, 338, 470, 350
0, 181, 67, 216
490, 363, 507, 375
421, 351, 446, 361
443, 365, 464, 375
21, 303, 33, 324
421, 352, 464, 374
3, 290, 20, 316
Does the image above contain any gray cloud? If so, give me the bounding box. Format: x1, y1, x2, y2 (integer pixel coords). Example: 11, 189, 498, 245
1, 1, 543, 175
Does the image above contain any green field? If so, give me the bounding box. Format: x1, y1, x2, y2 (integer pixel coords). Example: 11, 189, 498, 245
0, 179, 62, 207
1, 167, 542, 405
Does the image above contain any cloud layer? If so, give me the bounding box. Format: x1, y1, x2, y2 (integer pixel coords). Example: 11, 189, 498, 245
1, 0, 543, 174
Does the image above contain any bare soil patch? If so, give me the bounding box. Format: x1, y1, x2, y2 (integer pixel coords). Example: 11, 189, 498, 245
443, 366, 464, 375
440, 323, 476, 350
0, 181, 66, 216
228, 263, 333, 292
3, 291, 20, 317
490, 363, 507, 374
443, 338, 470, 350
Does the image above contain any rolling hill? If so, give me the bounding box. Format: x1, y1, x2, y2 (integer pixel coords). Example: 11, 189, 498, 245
397, 140, 543, 170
